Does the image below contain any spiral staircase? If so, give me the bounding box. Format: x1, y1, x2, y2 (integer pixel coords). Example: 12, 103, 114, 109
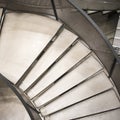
0, 0, 120, 120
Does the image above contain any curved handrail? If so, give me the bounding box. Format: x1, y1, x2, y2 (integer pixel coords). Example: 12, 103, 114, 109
68, 0, 120, 63
56, 0, 120, 94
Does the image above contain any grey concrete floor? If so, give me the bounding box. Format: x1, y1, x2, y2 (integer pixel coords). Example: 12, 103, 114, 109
89, 11, 119, 44
0, 80, 31, 120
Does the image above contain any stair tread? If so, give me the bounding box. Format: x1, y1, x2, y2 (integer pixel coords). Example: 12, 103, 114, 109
44, 90, 120, 120
19, 29, 77, 91
27, 42, 91, 98
77, 109, 120, 120
39, 72, 113, 115
0, 12, 61, 84
34, 56, 103, 107
0, 10, 119, 120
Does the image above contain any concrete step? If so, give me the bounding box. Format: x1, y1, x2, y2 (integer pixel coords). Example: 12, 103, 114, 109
39, 72, 113, 115
27, 42, 91, 99
0, 11, 119, 120
44, 90, 120, 120
0, 12, 61, 84
78, 109, 120, 120
33, 56, 103, 108
19, 29, 78, 91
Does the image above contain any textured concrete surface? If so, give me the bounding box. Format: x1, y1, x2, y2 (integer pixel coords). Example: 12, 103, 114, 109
0, 80, 31, 120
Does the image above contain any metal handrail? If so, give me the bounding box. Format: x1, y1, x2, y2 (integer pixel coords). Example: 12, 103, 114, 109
57, 0, 120, 94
